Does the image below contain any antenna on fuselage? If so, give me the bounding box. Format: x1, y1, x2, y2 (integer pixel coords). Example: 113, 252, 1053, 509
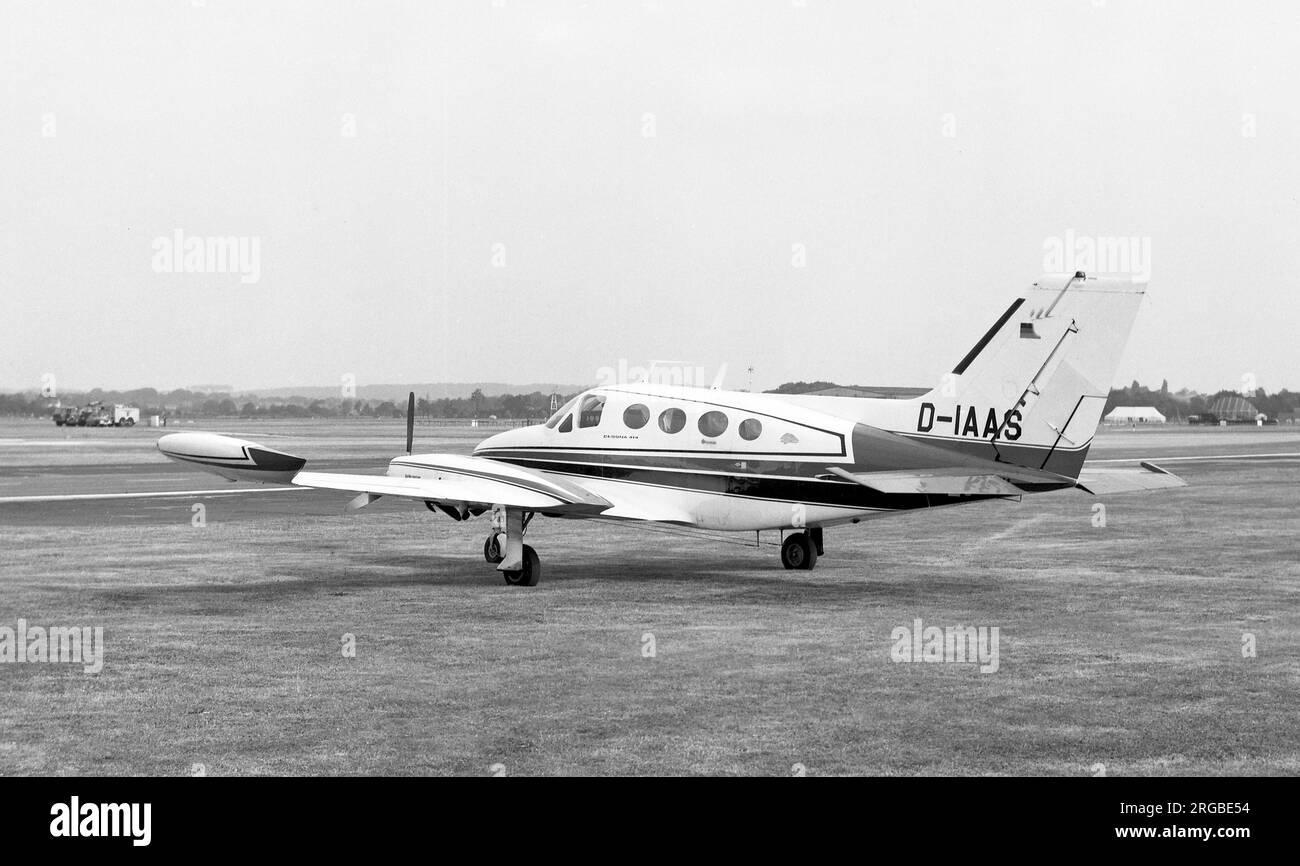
405, 391, 416, 455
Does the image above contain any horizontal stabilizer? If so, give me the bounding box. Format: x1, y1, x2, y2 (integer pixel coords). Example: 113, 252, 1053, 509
825, 465, 1050, 496
1074, 462, 1187, 495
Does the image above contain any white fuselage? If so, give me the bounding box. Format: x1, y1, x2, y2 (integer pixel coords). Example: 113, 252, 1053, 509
451, 383, 930, 531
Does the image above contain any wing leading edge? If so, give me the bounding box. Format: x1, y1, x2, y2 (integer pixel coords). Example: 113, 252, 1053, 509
158, 432, 611, 515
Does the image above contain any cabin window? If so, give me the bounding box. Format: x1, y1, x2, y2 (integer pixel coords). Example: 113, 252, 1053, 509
546, 396, 579, 429
698, 411, 728, 438
558, 414, 573, 433
658, 407, 686, 434
579, 394, 606, 428
739, 418, 762, 441
623, 403, 650, 429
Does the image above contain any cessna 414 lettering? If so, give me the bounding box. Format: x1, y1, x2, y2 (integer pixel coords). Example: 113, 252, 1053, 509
159, 272, 1186, 586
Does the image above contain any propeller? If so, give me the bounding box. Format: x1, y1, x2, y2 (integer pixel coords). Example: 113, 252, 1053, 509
405, 391, 416, 455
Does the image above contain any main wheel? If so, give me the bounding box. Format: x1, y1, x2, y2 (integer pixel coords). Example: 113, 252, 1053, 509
781, 532, 818, 571
483, 533, 504, 564
502, 544, 541, 586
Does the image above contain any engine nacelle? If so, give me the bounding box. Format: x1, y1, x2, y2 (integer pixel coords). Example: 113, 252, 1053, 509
157, 432, 306, 483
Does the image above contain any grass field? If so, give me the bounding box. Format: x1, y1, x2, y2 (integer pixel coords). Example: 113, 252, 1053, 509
1, 419, 1298, 775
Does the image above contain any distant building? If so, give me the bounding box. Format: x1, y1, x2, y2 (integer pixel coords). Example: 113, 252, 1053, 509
1104, 406, 1166, 424
1207, 394, 1261, 423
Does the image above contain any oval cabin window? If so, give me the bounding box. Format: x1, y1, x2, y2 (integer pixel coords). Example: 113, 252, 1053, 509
658, 408, 686, 434
739, 418, 762, 441
623, 403, 650, 429
697, 411, 728, 438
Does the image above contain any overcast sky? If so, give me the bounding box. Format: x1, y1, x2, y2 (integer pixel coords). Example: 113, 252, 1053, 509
2, 0, 1296, 394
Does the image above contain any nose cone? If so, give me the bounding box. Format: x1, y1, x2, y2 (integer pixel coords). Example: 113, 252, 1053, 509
474, 425, 539, 454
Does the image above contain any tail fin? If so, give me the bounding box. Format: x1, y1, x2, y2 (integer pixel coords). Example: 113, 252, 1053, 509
916, 273, 1145, 478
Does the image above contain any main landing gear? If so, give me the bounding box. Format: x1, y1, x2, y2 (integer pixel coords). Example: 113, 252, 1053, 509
781, 527, 823, 571
484, 507, 542, 586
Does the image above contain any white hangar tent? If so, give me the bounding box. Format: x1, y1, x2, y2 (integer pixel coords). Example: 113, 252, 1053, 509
1104, 406, 1167, 424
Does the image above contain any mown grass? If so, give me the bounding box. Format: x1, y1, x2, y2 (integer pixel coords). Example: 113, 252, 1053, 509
1, 426, 1297, 776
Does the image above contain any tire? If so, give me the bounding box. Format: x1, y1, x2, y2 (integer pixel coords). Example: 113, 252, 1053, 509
502, 544, 541, 586
483, 534, 504, 564
781, 532, 818, 571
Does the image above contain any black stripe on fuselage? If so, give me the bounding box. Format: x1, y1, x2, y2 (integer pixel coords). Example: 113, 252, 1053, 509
482, 453, 1005, 512
475, 448, 842, 478
478, 437, 1086, 483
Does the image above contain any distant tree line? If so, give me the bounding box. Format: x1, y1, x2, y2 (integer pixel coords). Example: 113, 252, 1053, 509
766, 381, 842, 395
0, 387, 576, 421
1102, 381, 1298, 422
3, 381, 1295, 421
765, 380, 1296, 421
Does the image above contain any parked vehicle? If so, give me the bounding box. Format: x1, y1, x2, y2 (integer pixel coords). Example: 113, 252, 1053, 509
72, 402, 139, 427
109, 404, 140, 426
51, 406, 79, 426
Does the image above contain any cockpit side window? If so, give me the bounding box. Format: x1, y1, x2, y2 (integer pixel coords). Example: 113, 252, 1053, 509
546, 396, 579, 429
578, 394, 606, 428
558, 414, 573, 433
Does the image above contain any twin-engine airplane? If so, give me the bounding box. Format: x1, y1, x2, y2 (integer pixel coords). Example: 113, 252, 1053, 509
159, 272, 1185, 586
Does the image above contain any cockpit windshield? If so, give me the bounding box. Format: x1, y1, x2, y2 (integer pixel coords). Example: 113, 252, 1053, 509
545, 396, 580, 429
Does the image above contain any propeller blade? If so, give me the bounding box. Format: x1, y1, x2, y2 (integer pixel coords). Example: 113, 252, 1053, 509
406, 391, 416, 455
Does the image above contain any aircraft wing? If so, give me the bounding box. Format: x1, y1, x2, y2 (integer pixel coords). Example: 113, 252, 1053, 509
1073, 461, 1187, 495
157, 433, 610, 516
294, 459, 610, 515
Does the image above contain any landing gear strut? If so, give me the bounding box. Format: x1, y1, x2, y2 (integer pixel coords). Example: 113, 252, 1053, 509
489, 506, 542, 586
781, 530, 820, 571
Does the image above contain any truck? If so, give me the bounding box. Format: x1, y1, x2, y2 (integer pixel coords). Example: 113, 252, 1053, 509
51, 406, 79, 426
109, 404, 140, 426
75, 402, 140, 427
